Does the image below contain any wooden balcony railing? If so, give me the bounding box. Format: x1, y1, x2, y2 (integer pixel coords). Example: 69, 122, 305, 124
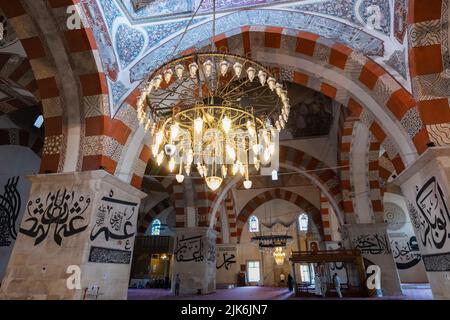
133, 236, 174, 253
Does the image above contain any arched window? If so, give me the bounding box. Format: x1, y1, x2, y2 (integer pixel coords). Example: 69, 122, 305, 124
299, 213, 308, 232
248, 215, 259, 233
151, 219, 161, 236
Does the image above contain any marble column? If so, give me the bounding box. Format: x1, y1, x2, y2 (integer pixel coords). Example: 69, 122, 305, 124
394, 147, 450, 299
344, 223, 403, 296
0, 170, 146, 300
171, 227, 216, 295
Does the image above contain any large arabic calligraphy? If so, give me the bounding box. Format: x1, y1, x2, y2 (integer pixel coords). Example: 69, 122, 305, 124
0, 177, 21, 247
352, 233, 391, 255
174, 234, 204, 262
90, 190, 138, 249
20, 189, 91, 246
415, 177, 450, 251
391, 236, 422, 270
216, 252, 236, 270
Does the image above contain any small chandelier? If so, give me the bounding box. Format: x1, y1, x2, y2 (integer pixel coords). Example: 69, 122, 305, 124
138, 53, 290, 191
273, 247, 286, 266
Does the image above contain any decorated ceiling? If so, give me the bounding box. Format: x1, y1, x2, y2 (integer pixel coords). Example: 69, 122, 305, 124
78, 0, 410, 116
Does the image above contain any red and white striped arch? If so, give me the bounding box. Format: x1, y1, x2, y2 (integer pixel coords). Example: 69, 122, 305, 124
236, 188, 324, 244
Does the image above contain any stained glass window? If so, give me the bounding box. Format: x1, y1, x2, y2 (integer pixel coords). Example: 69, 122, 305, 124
151, 219, 161, 236
248, 215, 259, 233
299, 213, 308, 232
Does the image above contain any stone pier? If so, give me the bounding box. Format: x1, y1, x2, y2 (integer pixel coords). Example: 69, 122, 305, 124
395, 147, 450, 299
0, 170, 146, 300
171, 227, 216, 295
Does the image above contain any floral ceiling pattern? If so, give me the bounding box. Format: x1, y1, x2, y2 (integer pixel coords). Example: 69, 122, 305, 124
78, 0, 410, 116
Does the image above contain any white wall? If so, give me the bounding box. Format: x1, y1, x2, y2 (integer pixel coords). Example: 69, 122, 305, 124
0, 145, 40, 280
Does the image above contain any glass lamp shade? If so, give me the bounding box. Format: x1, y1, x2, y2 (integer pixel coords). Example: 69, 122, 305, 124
243, 180, 252, 189
205, 176, 223, 191
175, 174, 185, 183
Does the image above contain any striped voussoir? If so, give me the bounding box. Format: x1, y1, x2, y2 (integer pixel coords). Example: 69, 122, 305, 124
0, 0, 65, 173
378, 151, 396, 188
0, 52, 38, 115
320, 193, 333, 242
138, 197, 174, 234
203, 26, 431, 173
340, 116, 385, 223
0, 0, 136, 175
408, 0, 450, 146
368, 133, 384, 223
225, 191, 238, 244
279, 144, 342, 212
236, 188, 324, 244
0, 128, 43, 155
215, 212, 222, 244
340, 117, 358, 222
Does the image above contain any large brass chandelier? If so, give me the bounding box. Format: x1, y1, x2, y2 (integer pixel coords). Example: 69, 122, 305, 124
136, 2, 290, 191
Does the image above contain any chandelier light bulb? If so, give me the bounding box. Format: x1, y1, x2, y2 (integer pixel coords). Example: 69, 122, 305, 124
153, 75, 163, 89
152, 145, 159, 156
254, 159, 261, 171
267, 77, 276, 91
275, 120, 281, 131
164, 68, 173, 84
175, 64, 185, 79
157, 151, 164, 166
247, 67, 256, 82
275, 83, 283, 96
169, 157, 175, 172
226, 145, 236, 161
165, 143, 176, 156
197, 164, 204, 177
176, 174, 185, 183
232, 162, 239, 175
185, 165, 191, 176
220, 60, 229, 76
194, 117, 203, 134
233, 62, 243, 77
252, 144, 262, 155
222, 116, 231, 133
203, 60, 214, 78
243, 180, 252, 190
187, 149, 194, 165
205, 176, 223, 191
239, 163, 245, 176
221, 165, 228, 178
155, 131, 163, 146
170, 122, 180, 140
189, 62, 198, 78
272, 170, 278, 181
145, 82, 153, 95
258, 70, 267, 86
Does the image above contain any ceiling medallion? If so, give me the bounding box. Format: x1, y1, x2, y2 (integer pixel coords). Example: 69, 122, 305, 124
137, 52, 290, 191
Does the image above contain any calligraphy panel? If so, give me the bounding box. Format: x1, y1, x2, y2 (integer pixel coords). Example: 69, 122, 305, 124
88, 189, 139, 264
216, 245, 238, 285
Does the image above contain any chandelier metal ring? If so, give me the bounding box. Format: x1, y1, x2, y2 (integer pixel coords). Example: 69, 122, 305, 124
138, 51, 290, 191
